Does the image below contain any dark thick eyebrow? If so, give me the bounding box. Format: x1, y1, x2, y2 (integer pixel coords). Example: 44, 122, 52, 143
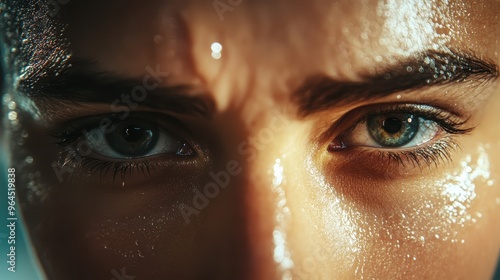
22, 59, 215, 118
293, 50, 499, 118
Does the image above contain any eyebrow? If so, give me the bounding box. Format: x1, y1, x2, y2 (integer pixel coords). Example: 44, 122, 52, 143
293, 50, 499, 118
22, 59, 215, 118
21, 50, 498, 120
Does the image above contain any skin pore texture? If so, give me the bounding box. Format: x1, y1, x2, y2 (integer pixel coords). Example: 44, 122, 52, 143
1, 0, 500, 279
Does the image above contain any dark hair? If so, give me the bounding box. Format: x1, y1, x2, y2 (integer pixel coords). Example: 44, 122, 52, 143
0, 0, 71, 99
0, 0, 31, 92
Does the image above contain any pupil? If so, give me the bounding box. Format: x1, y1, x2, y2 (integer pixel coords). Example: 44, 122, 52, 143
123, 126, 150, 142
383, 117, 402, 134
367, 113, 419, 147
106, 121, 159, 157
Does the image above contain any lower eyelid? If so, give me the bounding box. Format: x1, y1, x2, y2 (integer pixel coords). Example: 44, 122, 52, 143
383, 138, 459, 168
325, 110, 470, 171
54, 149, 201, 188
322, 137, 460, 182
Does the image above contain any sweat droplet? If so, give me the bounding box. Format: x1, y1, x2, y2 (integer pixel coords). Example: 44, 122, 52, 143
2, 94, 12, 103
211, 52, 222, 60
154, 35, 163, 44
271, 158, 294, 277
211, 42, 222, 52
211, 42, 223, 60
25, 156, 33, 164
7, 101, 16, 110
8, 111, 17, 121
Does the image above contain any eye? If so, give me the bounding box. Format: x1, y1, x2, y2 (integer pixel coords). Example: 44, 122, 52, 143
329, 104, 472, 153
49, 113, 200, 186
347, 113, 440, 148
85, 118, 195, 159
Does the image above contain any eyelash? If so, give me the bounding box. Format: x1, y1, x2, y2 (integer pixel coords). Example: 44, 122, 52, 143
329, 103, 473, 168
373, 138, 459, 168
59, 152, 159, 183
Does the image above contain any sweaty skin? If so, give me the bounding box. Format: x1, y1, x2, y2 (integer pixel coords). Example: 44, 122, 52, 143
1, 0, 500, 279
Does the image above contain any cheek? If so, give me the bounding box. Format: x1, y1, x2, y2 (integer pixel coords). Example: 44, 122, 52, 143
7, 108, 212, 277
78, 191, 200, 278
286, 144, 497, 279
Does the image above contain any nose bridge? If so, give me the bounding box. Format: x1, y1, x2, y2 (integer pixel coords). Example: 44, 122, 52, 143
245, 112, 291, 260
186, 16, 296, 274
246, 116, 299, 280
193, 106, 291, 279
237, 107, 292, 278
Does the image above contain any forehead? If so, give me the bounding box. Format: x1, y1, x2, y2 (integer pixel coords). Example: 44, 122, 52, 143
62, 0, 498, 72
3, 0, 500, 92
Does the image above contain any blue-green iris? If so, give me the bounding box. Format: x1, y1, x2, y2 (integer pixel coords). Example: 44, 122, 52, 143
367, 114, 419, 147
105, 120, 159, 157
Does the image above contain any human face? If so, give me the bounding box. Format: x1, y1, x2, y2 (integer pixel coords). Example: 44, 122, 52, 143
1, 0, 500, 279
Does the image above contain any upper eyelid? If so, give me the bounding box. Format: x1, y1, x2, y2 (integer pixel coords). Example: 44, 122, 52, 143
345, 116, 441, 149
317, 103, 468, 145
48, 112, 188, 145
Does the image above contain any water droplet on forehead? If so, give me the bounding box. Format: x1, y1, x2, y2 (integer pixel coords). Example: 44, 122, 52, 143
211, 52, 222, 60
3, 94, 12, 104
25, 156, 33, 164
210, 41, 223, 60
8, 111, 17, 121
211, 42, 222, 52
7, 101, 16, 110
154, 35, 163, 44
